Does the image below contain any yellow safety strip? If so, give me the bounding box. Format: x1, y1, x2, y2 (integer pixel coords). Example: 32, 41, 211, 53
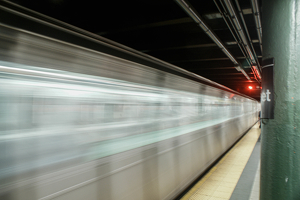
181, 122, 261, 200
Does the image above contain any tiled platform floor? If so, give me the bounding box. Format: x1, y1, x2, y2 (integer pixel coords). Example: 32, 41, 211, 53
181, 122, 261, 200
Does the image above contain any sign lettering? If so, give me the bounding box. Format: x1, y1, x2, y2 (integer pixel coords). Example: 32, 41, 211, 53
261, 58, 274, 119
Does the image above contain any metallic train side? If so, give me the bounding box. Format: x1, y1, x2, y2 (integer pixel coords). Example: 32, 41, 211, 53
0, 24, 259, 200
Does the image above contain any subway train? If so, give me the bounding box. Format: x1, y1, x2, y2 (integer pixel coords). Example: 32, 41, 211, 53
0, 20, 259, 200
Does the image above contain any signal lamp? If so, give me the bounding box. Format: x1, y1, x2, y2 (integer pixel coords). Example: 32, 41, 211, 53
248, 86, 253, 89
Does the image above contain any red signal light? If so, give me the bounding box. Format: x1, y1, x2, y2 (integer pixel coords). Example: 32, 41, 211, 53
248, 86, 253, 89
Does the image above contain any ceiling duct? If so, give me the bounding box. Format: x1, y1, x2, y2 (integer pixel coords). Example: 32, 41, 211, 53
222, 0, 261, 80
175, 0, 251, 80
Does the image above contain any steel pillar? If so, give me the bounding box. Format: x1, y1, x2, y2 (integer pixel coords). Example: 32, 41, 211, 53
261, 0, 300, 199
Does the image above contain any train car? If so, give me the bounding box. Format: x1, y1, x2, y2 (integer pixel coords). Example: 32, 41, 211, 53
0, 12, 259, 200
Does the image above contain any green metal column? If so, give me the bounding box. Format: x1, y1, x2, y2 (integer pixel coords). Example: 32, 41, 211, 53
261, 0, 300, 199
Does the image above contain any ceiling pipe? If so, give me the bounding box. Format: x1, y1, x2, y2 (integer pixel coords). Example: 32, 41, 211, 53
222, 0, 261, 80
215, 0, 259, 82
251, 0, 263, 53
223, 0, 254, 62
215, 0, 259, 83
214, 0, 253, 69
175, 0, 251, 80
234, 0, 262, 78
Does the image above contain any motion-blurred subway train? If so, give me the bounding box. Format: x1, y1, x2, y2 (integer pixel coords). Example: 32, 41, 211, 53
0, 5, 259, 200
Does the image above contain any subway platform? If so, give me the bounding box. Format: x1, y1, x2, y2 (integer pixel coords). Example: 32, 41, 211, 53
180, 122, 261, 200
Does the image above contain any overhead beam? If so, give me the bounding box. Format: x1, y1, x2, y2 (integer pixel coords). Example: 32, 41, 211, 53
199, 73, 253, 76
141, 40, 247, 53
234, 0, 262, 73
97, 17, 193, 36
207, 76, 253, 79
174, 0, 251, 80
222, 0, 261, 81
184, 67, 236, 70
169, 56, 252, 63
140, 43, 217, 53
251, 0, 263, 53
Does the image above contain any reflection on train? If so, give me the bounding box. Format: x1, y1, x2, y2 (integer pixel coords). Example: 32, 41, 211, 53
0, 24, 259, 200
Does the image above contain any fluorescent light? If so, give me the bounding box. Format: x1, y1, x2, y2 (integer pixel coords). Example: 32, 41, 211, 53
205, 13, 222, 19
242, 8, 252, 15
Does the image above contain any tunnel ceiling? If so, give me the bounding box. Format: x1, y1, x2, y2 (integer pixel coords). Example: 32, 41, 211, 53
4, 0, 262, 100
